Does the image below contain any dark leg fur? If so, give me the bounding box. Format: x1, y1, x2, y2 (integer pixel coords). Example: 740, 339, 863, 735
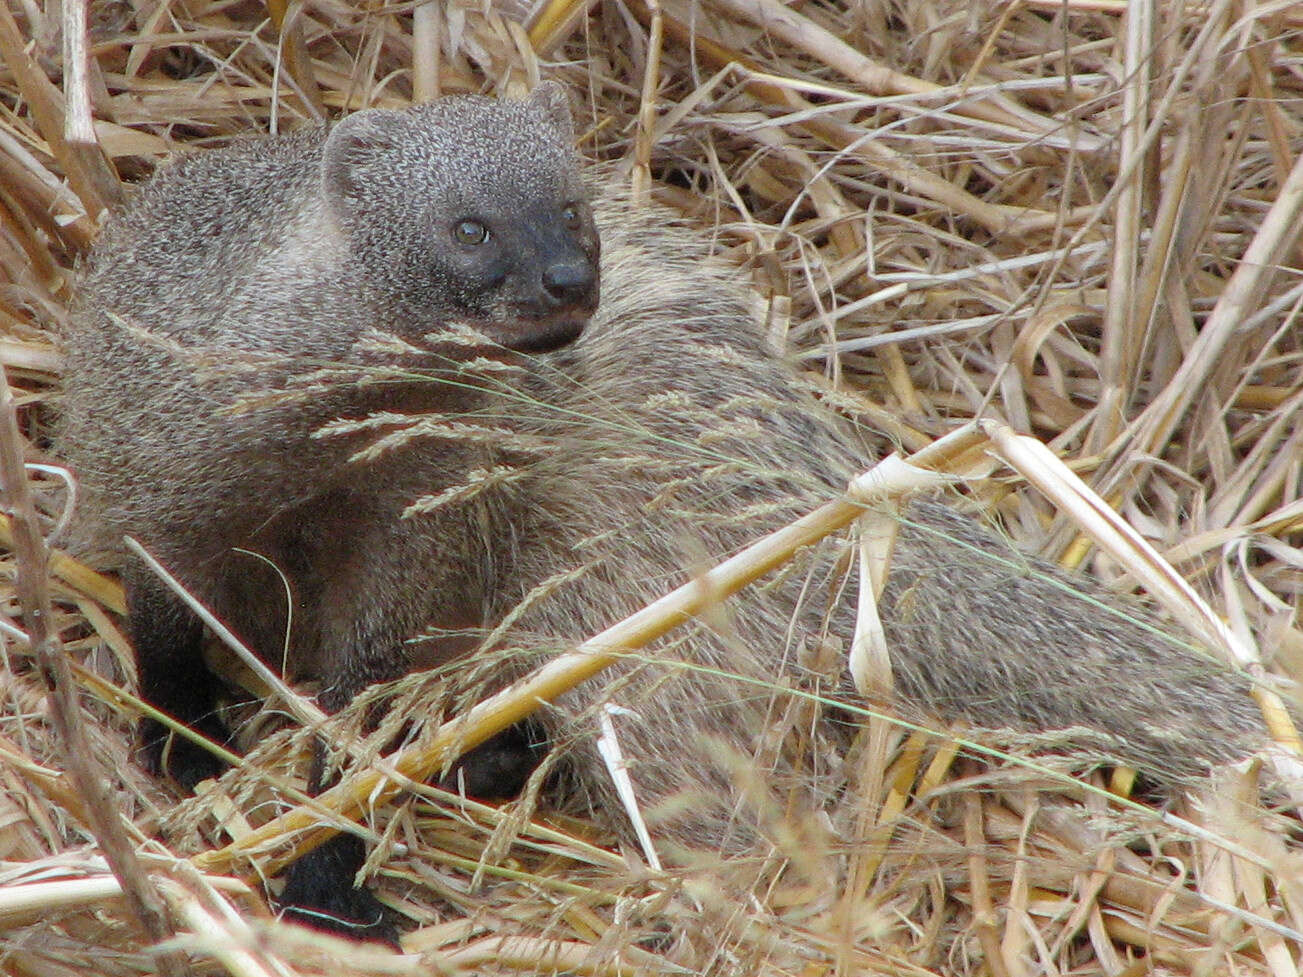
128, 518, 538, 944
126, 553, 402, 943
278, 834, 398, 946
127, 563, 229, 789
274, 738, 397, 942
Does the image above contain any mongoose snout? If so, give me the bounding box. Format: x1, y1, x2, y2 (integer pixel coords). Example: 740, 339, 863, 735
492, 214, 600, 352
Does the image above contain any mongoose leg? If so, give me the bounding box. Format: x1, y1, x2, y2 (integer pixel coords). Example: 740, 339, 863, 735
276, 667, 402, 944
126, 562, 229, 789
435, 723, 546, 799
278, 834, 397, 945
272, 562, 545, 941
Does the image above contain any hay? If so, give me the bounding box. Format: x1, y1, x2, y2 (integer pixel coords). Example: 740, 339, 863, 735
2, 0, 1302, 974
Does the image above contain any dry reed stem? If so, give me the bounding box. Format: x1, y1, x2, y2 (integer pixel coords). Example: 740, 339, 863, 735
0, 369, 187, 973
629, 0, 663, 204
265, 0, 327, 120
711, 0, 1055, 137
0, 514, 126, 610
410, 1, 441, 102
1091, 0, 1153, 450
528, 0, 600, 56
0, 1, 118, 217
963, 791, 1010, 977
1123, 141, 1303, 460
0, 872, 253, 922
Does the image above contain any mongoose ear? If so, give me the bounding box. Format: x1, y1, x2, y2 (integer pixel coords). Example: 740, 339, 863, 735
322, 109, 408, 205
527, 81, 575, 141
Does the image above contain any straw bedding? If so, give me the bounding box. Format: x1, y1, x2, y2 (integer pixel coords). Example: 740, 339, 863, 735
1, 1, 1302, 974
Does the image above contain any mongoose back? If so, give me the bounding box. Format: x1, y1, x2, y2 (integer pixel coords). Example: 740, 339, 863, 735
61, 85, 1270, 939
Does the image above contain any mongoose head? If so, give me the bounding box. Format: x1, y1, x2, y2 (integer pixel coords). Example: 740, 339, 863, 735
321, 82, 600, 354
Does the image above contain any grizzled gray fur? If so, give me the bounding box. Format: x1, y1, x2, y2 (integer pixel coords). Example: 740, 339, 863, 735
60, 84, 1268, 934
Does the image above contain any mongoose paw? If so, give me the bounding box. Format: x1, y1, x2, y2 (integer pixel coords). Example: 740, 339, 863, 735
138, 716, 229, 791
278, 889, 398, 947
277, 836, 399, 947
436, 724, 545, 799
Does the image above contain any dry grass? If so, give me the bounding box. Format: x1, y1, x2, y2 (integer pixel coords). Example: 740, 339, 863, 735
2, 0, 1303, 974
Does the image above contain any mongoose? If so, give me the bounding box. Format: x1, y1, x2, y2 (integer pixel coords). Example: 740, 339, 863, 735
61, 86, 1270, 938
61, 83, 599, 933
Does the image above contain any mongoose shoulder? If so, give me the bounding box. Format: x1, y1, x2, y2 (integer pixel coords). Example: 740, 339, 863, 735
61, 86, 1271, 940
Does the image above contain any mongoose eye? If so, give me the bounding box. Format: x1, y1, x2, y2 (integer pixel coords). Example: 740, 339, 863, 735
453, 219, 490, 246
561, 205, 584, 231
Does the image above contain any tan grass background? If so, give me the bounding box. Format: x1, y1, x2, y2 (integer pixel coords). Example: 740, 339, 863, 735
1, 0, 1303, 974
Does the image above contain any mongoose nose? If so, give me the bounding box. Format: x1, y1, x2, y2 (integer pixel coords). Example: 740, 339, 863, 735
542, 259, 598, 308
